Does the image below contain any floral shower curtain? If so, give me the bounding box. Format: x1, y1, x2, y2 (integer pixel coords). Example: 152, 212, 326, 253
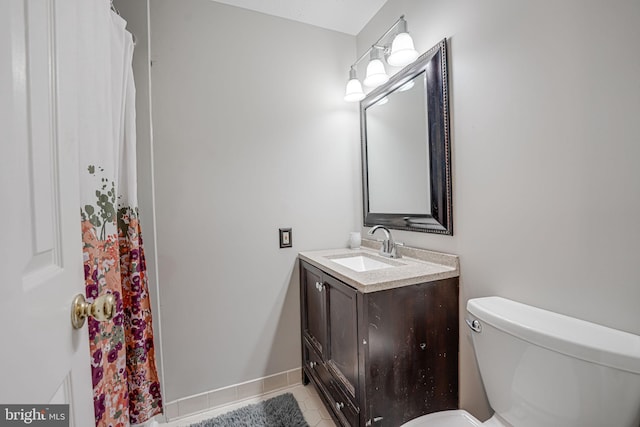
78, 3, 162, 425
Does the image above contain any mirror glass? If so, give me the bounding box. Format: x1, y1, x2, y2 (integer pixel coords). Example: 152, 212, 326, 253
366, 73, 429, 214
361, 39, 452, 234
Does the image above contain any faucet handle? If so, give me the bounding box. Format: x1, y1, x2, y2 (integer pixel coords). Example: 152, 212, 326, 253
390, 241, 403, 259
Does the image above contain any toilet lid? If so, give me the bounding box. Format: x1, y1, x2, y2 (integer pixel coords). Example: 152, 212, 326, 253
401, 410, 483, 427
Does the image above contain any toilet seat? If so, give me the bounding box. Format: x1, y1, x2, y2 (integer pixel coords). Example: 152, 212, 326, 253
400, 410, 483, 427
401, 411, 512, 427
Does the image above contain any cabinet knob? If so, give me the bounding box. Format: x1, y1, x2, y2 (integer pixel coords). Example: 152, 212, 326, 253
335, 401, 344, 411
309, 361, 316, 369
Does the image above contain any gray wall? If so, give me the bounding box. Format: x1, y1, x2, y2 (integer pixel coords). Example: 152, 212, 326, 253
358, 0, 640, 420
149, 0, 360, 402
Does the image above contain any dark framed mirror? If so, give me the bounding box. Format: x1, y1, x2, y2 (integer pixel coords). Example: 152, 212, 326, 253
361, 38, 452, 234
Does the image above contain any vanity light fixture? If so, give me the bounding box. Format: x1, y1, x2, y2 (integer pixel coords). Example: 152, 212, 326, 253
387, 18, 419, 66
343, 15, 419, 102
363, 47, 389, 87
344, 67, 365, 102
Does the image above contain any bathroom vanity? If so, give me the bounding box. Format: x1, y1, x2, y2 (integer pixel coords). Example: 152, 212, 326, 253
299, 242, 459, 427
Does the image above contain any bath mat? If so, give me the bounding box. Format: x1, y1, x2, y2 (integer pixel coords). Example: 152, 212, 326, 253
188, 393, 309, 427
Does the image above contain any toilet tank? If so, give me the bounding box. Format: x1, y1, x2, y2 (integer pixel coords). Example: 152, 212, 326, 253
467, 297, 640, 427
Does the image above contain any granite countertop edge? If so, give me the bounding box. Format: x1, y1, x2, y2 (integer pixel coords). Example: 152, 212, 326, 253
299, 242, 459, 293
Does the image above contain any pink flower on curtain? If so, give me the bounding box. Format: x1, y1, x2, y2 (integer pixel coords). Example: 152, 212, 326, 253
81, 168, 162, 426
118, 206, 163, 423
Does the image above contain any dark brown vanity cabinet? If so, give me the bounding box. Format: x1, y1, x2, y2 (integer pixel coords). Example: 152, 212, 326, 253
301, 262, 360, 426
300, 260, 459, 427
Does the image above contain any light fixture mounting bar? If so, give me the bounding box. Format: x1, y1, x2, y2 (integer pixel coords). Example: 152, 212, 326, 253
349, 15, 407, 69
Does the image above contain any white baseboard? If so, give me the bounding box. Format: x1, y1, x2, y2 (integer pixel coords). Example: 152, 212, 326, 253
163, 368, 303, 422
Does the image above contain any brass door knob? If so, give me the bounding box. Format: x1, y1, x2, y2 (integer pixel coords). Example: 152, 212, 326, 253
71, 293, 115, 329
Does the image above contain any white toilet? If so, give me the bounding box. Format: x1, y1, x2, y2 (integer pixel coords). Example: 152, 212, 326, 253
402, 296, 640, 427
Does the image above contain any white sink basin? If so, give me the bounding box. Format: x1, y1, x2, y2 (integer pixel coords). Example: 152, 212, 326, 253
331, 254, 394, 272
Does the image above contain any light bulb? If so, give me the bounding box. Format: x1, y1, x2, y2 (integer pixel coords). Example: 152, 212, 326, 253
387, 32, 419, 67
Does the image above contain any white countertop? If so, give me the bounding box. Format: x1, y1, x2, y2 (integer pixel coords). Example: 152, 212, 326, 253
298, 241, 459, 293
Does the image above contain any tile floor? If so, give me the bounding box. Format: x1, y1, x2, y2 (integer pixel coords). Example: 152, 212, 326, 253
162, 384, 336, 427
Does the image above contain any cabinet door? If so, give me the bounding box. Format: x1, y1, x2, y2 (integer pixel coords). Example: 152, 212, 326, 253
325, 275, 359, 402
301, 262, 327, 357
364, 279, 459, 426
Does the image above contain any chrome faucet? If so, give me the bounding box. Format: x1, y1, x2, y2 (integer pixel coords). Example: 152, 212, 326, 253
368, 225, 401, 259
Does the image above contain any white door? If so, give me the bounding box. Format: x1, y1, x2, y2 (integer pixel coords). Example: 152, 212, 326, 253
0, 0, 105, 425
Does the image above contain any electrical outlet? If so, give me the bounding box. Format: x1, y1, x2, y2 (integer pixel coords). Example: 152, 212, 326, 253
279, 228, 292, 248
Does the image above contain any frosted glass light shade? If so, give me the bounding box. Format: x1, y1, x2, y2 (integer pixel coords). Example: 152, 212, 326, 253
387, 32, 419, 67
364, 59, 389, 87
344, 78, 365, 102
398, 80, 415, 92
